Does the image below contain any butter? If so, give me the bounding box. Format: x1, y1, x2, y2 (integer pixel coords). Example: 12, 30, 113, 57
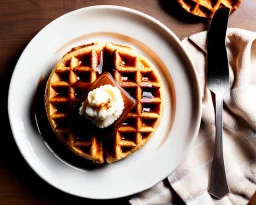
79, 84, 124, 128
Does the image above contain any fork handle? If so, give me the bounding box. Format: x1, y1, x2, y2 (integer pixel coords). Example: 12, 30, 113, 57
208, 93, 229, 199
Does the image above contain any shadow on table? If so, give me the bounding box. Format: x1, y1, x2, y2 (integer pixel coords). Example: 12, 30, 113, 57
159, 0, 208, 24
0, 44, 130, 205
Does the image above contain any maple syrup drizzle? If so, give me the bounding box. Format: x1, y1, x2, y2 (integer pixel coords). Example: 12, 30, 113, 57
142, 77, 149, 81
142, 107, 151, 112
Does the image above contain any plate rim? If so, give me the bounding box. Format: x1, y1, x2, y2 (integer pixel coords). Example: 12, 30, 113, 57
7, 5, 202, 199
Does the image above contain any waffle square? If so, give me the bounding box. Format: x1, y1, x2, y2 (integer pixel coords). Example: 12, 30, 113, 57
176, 0, 242, 18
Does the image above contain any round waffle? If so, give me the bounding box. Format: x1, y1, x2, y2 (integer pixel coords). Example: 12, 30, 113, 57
176, 0, 242, 18
45, 42, 163, 164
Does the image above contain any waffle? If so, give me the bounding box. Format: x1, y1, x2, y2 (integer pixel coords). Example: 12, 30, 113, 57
103, 42, 163, 163
176, 0, 242, 18
45, 42, 163, 164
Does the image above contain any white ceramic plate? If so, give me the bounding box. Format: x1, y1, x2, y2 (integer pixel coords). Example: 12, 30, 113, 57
8, 5, 201, 199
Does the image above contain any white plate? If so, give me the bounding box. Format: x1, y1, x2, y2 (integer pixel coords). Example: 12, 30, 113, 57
8, 5, 201, 199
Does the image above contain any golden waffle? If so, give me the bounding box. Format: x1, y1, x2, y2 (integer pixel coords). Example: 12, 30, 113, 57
45, 42, 105, 163
104, 42, 163, 163
45, 42, 163, 164
176, 0, 242, 18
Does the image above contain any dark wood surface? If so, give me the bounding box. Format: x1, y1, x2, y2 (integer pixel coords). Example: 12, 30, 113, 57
1, 0, 256, 204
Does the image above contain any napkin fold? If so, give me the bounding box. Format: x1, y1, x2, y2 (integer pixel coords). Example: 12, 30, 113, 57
130, 28, 256, 205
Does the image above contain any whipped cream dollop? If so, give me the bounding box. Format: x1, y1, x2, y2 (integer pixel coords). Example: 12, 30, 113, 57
79, 84, 124, 128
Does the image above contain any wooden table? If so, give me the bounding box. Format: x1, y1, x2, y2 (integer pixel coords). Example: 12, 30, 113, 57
1, 0, 255, 204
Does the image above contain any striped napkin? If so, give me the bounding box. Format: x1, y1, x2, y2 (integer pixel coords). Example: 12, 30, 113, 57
129, 28, 256, 205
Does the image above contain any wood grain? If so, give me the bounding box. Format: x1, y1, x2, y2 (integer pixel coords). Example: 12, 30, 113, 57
248, 192, 256, 205
0, 0, 255, 204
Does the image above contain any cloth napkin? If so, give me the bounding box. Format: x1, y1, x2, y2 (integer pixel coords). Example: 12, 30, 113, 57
129, 28, 256, 205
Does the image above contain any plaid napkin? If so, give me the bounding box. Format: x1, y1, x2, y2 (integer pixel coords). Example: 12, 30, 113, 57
130, 28, 256, 205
